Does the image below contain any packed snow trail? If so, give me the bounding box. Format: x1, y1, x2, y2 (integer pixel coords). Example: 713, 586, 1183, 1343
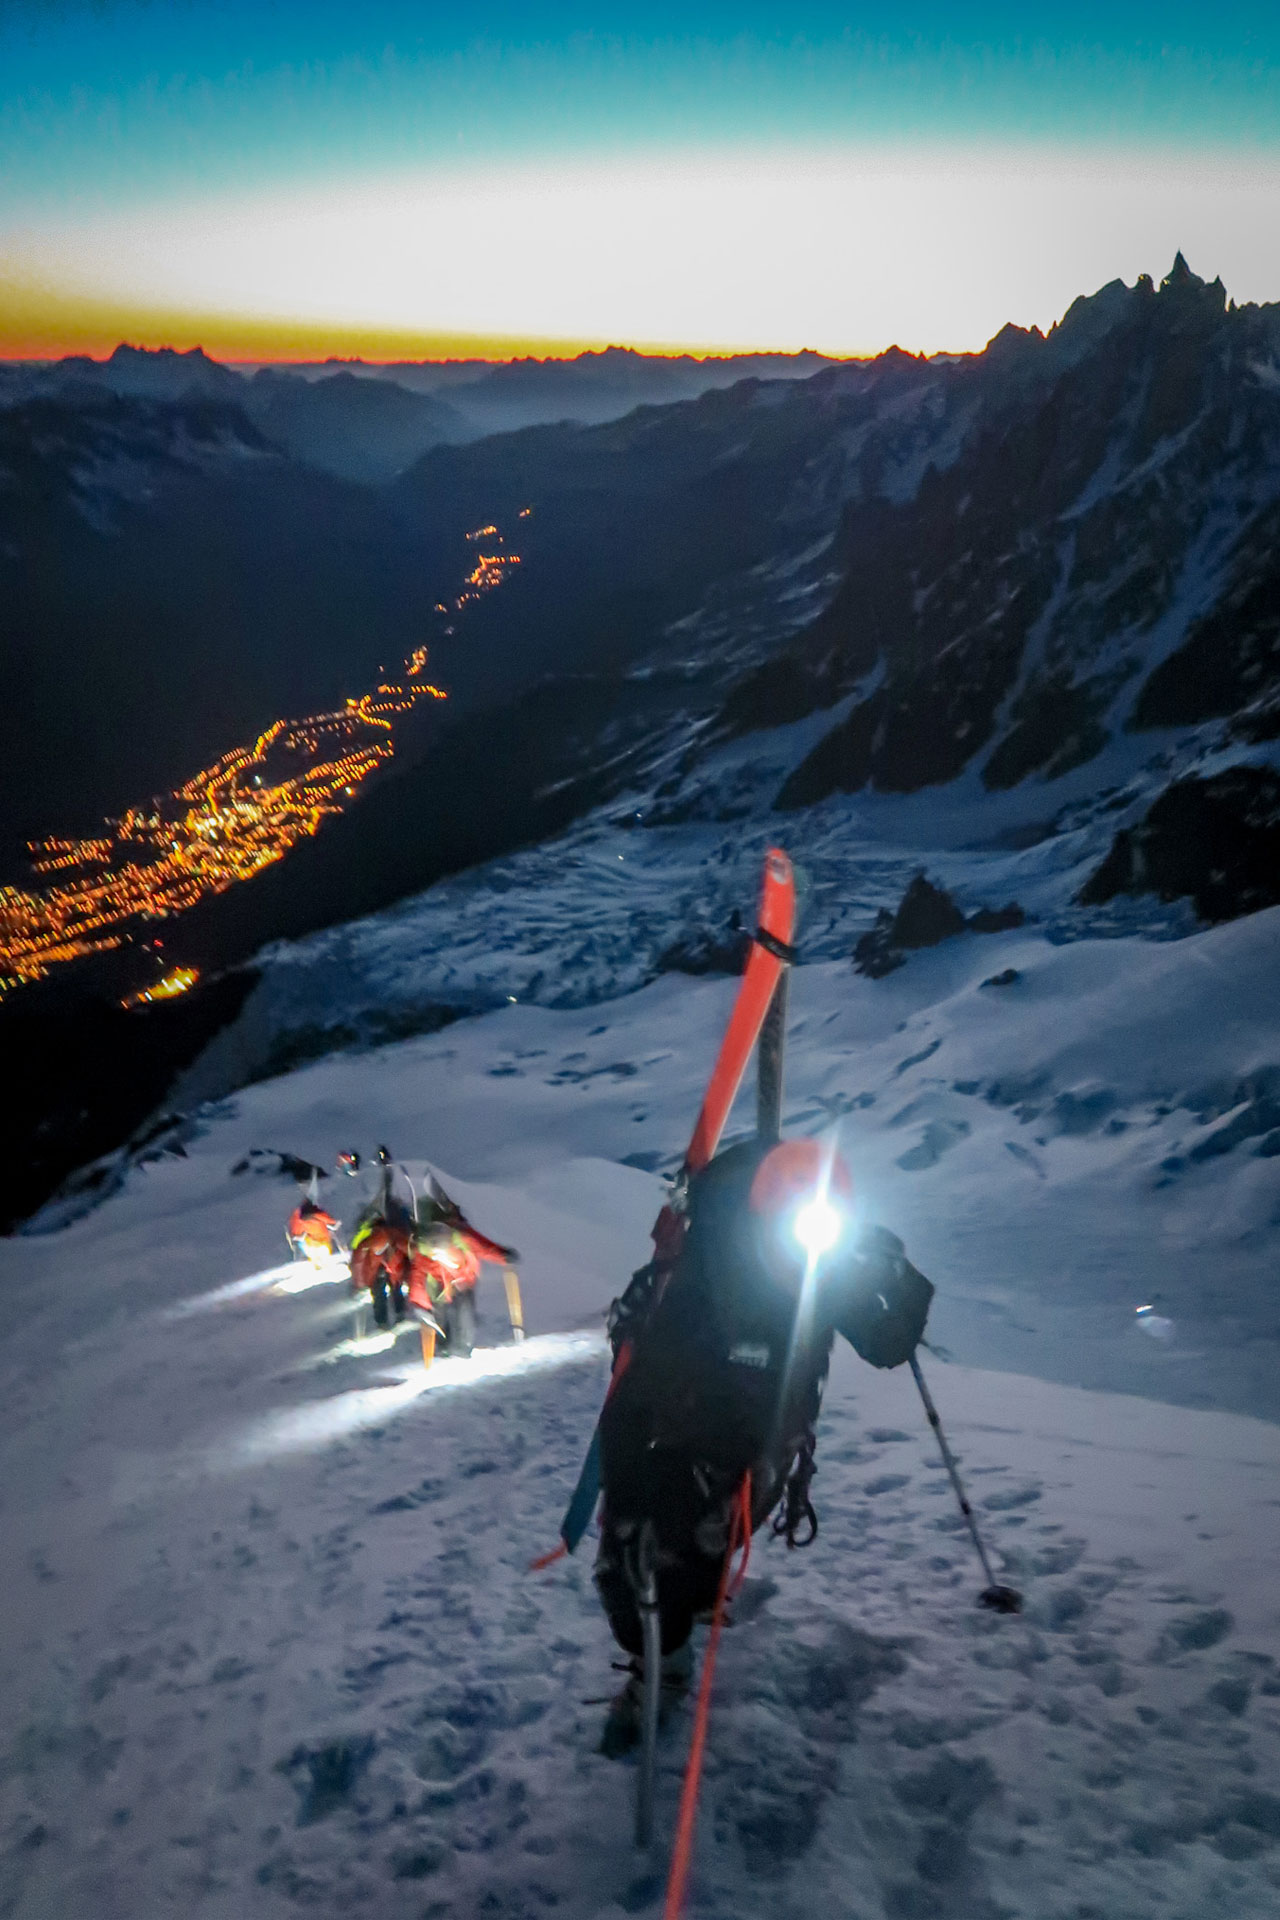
2, 948, 1280, 1917
2, 1254, 1278, 1920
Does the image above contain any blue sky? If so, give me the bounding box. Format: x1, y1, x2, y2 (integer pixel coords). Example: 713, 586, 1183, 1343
5, 2, 1279, 211
3, 3, 1278, 355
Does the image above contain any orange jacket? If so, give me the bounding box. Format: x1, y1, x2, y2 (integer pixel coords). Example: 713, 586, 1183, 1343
288, 1204, 340, 1246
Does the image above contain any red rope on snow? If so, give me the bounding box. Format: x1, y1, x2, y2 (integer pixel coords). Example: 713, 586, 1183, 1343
528, 1541, 569, 1572
663, 1471, 752, 1920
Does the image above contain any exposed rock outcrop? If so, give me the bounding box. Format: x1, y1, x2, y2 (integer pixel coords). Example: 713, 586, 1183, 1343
854, 874, 1025, 977
1079, 766, 1280, 923
774, 259, 1280, 804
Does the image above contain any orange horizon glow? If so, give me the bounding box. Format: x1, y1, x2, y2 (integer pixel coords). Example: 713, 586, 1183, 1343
12, 145, 1280, 369
0, 281, 802, 367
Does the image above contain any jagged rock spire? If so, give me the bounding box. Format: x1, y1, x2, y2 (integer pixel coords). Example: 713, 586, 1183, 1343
1162, 251, 1202, 291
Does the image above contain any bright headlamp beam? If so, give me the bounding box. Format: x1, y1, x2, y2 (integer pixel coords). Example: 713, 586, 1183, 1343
793, 1196, 842, 1258
219, 1332, 607, 1467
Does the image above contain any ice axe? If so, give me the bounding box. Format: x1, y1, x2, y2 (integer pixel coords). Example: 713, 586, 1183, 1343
503, 1267, 525, 1342
909, 1354, 1022, 1614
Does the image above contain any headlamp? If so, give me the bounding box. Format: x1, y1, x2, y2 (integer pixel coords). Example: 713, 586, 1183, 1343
792, 1195, 843, 1259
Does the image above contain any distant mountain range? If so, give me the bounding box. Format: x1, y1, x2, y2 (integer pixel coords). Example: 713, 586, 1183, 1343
5, 256, 1278, 893
4, 257, 1280, 1227
0, 341, 841, 480
0, 339, 843, 855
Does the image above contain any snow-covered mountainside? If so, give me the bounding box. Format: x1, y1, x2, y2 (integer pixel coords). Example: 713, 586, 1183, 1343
134, 256, 1280, 985
8, 259, 1280, 1255
2, 956, 1279, 1919
174, 255, 1280, 1123
0, 391, 452, 849
768, 258, 1280, 802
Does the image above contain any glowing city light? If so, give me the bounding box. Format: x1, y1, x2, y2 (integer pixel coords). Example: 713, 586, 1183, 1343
0, 517, 524, 998
121, 966, 200, 1009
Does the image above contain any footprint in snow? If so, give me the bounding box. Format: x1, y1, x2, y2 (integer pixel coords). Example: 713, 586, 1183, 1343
887, 1710, 990, 1751
887, 1753, 1004, 1911
414, 1715, 489, 1785
981, 1485, 1041, 1512
896, 1119, 971, 1172
372, 1477, 448, 1514
1004, 1140, 1045, 1177
1205, 1672, 1253, 1716
728, 1576, 777, 1625
714, 1619, 908, 1872
280, 1734, 375, 1825
1152, 1607, 1235, 1660
1030, 1583, 1091, 1632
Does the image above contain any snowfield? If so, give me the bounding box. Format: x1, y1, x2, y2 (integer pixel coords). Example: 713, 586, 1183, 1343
3, 909, 1280, 1919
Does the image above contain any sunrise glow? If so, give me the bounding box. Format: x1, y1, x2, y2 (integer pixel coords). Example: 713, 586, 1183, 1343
3, 5, 1279, 362
7, 146, 1280, 362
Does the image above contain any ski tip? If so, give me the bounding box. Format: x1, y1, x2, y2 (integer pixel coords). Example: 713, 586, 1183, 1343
764, 847, 793, 885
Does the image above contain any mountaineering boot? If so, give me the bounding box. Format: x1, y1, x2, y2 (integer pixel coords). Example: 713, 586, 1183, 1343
599, 1642, 693, 1759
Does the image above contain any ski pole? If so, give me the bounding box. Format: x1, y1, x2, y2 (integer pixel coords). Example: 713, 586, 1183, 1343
908, 1354, 1021, 1614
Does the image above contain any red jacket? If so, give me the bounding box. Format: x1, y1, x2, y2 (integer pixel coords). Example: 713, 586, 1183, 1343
349, 1220, 410, 1295
406, 1224, 510, 1312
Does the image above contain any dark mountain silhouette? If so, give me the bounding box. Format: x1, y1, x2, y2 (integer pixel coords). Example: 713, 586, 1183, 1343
241, 368, 470, 481
401, 344, 841, 431
772, 259, 1280, 803
1080, 766, 1280, 923
0, 341, 843, 477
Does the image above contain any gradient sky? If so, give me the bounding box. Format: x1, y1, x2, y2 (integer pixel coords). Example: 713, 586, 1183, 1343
2, 1, 1279, 358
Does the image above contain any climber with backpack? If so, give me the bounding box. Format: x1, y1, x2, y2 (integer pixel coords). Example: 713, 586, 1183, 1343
404, 1170, 520, 1361
286, 1196, 342, 1264
594, 1131, 934, 1754
538, 851, 1018, 1899
347, 1147, 416, 1329
346, 1154, 520, 1354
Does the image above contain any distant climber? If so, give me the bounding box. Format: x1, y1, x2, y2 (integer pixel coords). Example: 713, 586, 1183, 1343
404, 1211, 519, 1358
347, 1155, 520, 1351
286, 1197, 342, 1266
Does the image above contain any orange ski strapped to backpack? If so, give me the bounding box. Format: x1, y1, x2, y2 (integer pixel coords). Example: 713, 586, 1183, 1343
539, 848, 797, 1565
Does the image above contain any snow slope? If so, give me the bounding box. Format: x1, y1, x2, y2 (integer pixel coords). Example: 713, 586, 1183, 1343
3, 920, 1280, 1918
